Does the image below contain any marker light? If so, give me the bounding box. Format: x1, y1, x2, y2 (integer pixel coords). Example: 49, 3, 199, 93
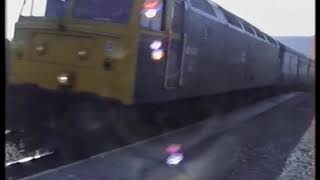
77, 50, 88, 60
57, 73, 71, 86
78, 50, 87, 56
151, 49, 164, 60
145, 9, 158, 18
35, 44, 46, 55
150, 40, 162, 50
143, 0, 160, 9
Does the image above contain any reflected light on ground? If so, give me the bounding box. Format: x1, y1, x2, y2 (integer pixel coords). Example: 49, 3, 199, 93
166, 144, 183, 165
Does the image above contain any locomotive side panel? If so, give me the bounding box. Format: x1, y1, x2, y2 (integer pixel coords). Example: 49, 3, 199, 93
134, 3, 229, 103
217, 7, 281, 90
298, 58, 309, 83
281, 51, 294, 84
134, 1, 249, 103
180, 5, 248, 95
134, 0, 285, 104
245, 38, 280, 88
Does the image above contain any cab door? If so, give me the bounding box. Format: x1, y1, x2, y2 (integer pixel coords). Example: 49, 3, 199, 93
164, 0, 185, 89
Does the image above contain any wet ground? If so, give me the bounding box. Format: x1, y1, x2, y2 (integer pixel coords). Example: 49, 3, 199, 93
22, 92, 314, 180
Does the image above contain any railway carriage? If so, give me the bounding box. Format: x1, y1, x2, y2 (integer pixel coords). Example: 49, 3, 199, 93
278, 43, 314, 88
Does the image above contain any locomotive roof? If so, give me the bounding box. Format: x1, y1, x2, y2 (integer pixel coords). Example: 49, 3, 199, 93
212, 2, 279, 47
284, 45, 309, 59
209, 1, 310, 59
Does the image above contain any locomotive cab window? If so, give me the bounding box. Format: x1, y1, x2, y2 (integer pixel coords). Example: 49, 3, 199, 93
20, 0, 69, 17
239, 20, 255, 35
190, 0, 217, 17
263, 34, 273, 44
265, 35, 277, 46
73, 0, 134, 24
252, 26, 266, 40
140, 0, 166, 31
221, 9, 243, 29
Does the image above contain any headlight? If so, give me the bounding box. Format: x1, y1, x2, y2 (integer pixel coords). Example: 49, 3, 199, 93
77, 50, 87, 56
150, 40, 162, 50
35, 45, 45, 51
56, 73, 72, 86
77, 50, 88, 60
35, 44, 47, 55
144, 9, 158, 18
151, 49, 165, 61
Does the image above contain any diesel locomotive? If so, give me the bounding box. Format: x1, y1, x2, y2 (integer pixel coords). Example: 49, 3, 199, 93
6, 0, 314, 157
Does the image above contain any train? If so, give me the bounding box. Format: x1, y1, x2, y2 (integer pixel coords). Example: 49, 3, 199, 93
6, 0, 314, 158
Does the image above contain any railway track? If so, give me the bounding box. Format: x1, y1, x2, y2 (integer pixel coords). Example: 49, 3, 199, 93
5, 88, 290, 179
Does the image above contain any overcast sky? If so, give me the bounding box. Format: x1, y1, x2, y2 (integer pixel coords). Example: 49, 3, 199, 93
6, 0, 315, 40
212, 0, 315, 36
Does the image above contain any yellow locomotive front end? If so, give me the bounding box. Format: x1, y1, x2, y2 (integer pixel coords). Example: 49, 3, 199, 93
9, 0, 141, 105
7, 0, 167, 160
6, 0, 171, 152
